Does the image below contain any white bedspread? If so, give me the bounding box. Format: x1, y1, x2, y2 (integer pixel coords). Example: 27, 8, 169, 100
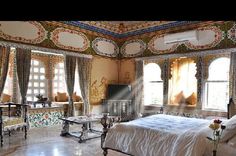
103, 114, 214, 156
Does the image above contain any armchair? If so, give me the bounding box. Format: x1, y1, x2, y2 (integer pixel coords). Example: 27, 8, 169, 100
0, 103, 29, 146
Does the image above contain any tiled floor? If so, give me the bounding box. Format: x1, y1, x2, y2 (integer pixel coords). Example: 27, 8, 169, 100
0, 124, 127, 156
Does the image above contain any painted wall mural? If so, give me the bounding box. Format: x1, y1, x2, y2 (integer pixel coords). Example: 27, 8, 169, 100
90, 77, 109, 105
120, 39, 146, 57
0, 21, 47, 44
90, 56, 119, 105
92, 37, 119, 57
50, 28, 89, 52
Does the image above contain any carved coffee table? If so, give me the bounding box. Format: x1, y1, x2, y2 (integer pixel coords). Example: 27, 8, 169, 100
59, 116, 102, 143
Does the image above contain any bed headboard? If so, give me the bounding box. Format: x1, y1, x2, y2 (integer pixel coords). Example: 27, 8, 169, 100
228, 98, 235, 119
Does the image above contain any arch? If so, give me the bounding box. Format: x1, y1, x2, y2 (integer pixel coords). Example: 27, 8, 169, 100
204, 57, 230, 111
144, 63, 163, 105
208, 57, 230, 81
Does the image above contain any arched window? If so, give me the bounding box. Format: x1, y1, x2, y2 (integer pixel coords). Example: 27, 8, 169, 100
144, 63, 163, 105
204, 57, 230, 111
168, 58, 197, 106
53, 62, 66, 95
27, 60, 47, 101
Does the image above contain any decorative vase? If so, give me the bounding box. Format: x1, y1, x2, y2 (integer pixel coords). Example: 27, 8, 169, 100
213, 150, 217, 156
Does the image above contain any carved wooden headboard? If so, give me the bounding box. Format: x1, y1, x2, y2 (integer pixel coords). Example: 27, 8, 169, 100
228, 98, 235, 119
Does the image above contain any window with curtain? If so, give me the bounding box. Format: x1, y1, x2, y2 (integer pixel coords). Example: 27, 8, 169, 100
53, 62, 81, 97
26, 59, 47, 101
169, 58, 197, 106
53, 62, 66, 95
144, 63, 163, 105
204, 57, 230, 111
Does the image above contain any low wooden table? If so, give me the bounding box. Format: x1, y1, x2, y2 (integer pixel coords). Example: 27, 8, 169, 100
59, 116, 102, 143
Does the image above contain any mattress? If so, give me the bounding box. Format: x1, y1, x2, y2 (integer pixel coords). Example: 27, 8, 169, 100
103, 114, 233, 156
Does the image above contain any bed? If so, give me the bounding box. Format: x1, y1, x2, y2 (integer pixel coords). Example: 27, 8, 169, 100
100, 100, 236, 156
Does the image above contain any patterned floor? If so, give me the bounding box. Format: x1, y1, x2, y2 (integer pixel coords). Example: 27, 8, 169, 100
0, 125, 127, 156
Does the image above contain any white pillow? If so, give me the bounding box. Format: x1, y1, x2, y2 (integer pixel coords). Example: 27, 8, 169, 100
221, 115, 236, 142
228, 135, 236, 148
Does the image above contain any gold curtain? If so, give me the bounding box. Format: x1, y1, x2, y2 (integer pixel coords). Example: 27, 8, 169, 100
169, 58, 197, 105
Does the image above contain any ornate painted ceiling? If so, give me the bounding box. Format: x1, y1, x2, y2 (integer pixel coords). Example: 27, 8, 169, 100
0, 21, 235, 59
61, 21, 202, 38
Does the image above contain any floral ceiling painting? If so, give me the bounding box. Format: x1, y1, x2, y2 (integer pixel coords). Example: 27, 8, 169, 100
0, 21, 236, 58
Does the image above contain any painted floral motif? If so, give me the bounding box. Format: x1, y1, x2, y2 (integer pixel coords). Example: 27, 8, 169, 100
92, 37, 119, 57
148, 34, 179, 54
50, 28, 89, 52
81, 21, 174, 34
63, 21, 201, 38
227, 24, 236, 43
90, 77, 108, 105
0, 21, 47, 44
121, 39, 146, 57
28, 111, 63, 128
184, 26, 223, 50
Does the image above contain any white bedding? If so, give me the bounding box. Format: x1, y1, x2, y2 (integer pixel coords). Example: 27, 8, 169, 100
103, 114, 236, 156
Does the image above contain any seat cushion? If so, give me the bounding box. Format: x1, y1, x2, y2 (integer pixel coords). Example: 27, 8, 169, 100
173, 91, 185, 104
1, 93, 11, 103
2, 116, 25, 127
57, 92, 68, 102
72, 92, 82, 102
185, 92, 197, 105
2, 116, 27, 131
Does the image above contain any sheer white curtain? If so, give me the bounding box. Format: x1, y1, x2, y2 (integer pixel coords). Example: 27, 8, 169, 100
169, 58, 197, 105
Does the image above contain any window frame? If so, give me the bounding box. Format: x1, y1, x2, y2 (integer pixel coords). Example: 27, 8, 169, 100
203, 57, 230, 112
26, 59, 47, 102
53, 62, 67, 95
143, 63, 164, 106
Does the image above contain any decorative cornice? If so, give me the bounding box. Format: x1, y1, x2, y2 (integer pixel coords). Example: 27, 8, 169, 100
135, 47, 234, 61
0, 21, 233, 59
62, 21, 202, 38
0, 41, 93, 59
